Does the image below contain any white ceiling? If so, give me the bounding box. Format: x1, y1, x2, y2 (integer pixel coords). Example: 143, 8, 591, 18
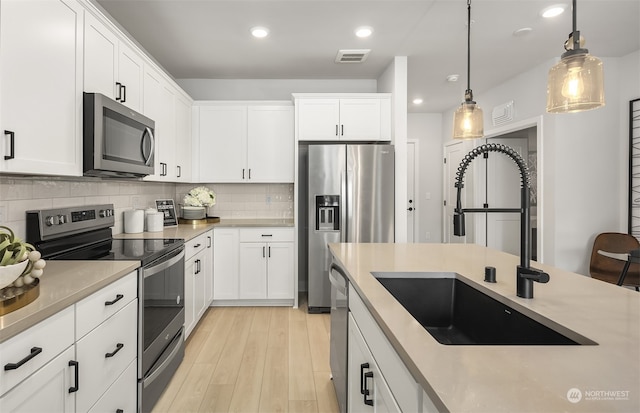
96, 0, 640, 113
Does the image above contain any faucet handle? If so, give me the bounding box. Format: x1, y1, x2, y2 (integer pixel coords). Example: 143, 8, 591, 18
518, 266, 550, 284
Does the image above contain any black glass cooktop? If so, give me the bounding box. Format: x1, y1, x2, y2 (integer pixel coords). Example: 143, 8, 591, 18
37, 228, 183, 266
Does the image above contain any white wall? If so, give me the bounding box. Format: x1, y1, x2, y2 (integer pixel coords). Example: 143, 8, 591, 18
177, 79, 376, 100
378, 57, 408, 242
440, 51, 640, 275
408, 113, 443, 242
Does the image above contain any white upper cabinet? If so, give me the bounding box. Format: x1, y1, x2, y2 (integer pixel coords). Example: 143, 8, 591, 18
0, 0, 83, 176
84, 12, 143, 112
193, 102, 294, 183
295, 94, 391, 142
175, 94, 193, 182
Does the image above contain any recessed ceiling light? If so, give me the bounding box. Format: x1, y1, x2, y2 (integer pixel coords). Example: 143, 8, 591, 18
250, 26, 269, 38
413, 98, 423, 105
513, 27, 533, 37
541, 4, 567, 18
355, 26, 373, 38
446, 74, 460, 83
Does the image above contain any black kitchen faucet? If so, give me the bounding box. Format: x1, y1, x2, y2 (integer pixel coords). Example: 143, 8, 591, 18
453, 143, 549, 298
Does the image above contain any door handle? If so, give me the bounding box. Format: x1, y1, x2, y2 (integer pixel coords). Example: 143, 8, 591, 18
105, 343, 124, 358
4, 130, 15, 160
360, 363, 369, 394
68, 360, 79, 393
407, 207, 414, 211
4, 347, 42, 370
363, 371, 374, 406
116, 82, 122, 101
105, 294, 124, 306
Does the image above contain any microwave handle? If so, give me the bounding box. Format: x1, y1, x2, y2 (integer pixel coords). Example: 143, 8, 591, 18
141, 127, 155, 166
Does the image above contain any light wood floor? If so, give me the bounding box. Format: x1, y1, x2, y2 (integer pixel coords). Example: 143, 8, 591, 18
152, 298, 339, 413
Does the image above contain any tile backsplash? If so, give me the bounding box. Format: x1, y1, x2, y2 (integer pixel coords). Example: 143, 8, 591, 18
0, 176, 293, 240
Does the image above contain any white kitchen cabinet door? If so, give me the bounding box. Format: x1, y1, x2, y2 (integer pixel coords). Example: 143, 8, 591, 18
0, 0, 83, 176
142, 66, 163, 180
87, 360, 137, 413
117, 44, 144, 112
348, 315, 401, 413
213, 228, 240, 300
197, 106, 247, 182
175, 94, 193, 182
339, 99, 383, 141
0, 346, 75, 413
158, 83, 177, 180
266, 242, 294, 299
297, 99, 340, 141
247, 106, 294, 182
194, 254, 208, 322
239, 243, 268, 299
84, 12, 118, 99
84, 12, 143, 112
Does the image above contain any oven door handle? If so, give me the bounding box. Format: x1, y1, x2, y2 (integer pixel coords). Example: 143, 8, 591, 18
143, 247, 185, 279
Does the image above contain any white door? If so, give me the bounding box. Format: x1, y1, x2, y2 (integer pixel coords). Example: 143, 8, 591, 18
297, 99, 339, 141
117, 45, 144, 112
247, 106, 294, 182
486, 138, 528, 256
239, 243, 267, 299
213, 229, 240, 300
340, 99, 382, 141
84, 12, 118, 99
267, 242, 294, 299
198, 106, 247, 182
407, 141, 417, 243
443, 142, 468, 244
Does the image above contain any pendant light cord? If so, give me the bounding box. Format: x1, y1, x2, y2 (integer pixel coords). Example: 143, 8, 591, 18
465, 0, 473, 101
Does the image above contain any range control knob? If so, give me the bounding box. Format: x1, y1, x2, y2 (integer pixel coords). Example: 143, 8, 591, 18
57, 215, 67, 224
99, 210, 106, 218
107, 209, 114, 217
45, 216, 55, 226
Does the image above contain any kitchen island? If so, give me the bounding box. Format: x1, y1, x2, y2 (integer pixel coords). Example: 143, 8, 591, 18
329, 243, 639, 412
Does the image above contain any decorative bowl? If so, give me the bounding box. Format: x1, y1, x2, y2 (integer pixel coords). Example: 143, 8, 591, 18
0, 259, 29, 290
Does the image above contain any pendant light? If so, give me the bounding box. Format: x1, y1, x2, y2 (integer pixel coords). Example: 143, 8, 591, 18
453, 0, 483, 140
546, 0, 604, 113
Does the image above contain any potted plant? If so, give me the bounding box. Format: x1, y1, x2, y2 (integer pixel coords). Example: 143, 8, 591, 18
182, 186, 216, 219
0, 226, 46, 290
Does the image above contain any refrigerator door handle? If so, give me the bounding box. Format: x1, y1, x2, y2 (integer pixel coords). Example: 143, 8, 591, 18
340, 169, 347, 242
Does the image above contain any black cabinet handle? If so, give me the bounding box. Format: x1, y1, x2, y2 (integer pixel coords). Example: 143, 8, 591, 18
207, 236, 212, 248
177, 165, 181, 178
116, 410, 124, 413
261, 234, 273, 237
121, 84, 126, 103
335, 125, 339, 136
68, 360, 79, 393
268, 246, 271, 258
341, 125, 344, 136
248, 169, 251, 179
194, 243, 201, 248
4, 130, 15, 160
4, 347, 42, 371
262, 246, 266, 258
105, 294, 124, 306
242, 168, 245, 179
115, 82, 122, 101
363, 371, 374, 406
105, 343, 124, 358
360, 362, 369, 394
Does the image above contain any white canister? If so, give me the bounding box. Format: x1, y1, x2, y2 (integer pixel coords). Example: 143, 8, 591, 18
146, 212, 164, 232
124, 209, 144, 233
144, 208, 158, 231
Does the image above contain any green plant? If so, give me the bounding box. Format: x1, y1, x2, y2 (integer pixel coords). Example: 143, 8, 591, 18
0, 226, 34, 267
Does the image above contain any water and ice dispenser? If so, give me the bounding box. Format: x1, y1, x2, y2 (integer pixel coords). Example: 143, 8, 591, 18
315, 195, 340, 231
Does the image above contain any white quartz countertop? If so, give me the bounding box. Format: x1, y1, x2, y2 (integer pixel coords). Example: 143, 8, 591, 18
114, 219, 294, 240
329, 243, 640, 412
0, 260, 139, 343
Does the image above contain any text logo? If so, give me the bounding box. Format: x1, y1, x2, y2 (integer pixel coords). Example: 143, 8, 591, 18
567, 388, 583, 403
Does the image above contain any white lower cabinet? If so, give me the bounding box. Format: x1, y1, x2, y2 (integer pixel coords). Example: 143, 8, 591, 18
349, 286, 422, 413
213, 227, 294, 305
0, 346, 76, 413
348, 315, 401, 413
0, 271, 138, 413
185, 230, 213, 338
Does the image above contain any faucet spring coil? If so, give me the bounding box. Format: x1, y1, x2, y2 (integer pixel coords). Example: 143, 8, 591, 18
454, 143, 531, 189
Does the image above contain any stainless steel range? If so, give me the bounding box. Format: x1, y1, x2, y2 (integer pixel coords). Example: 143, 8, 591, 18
26, 204, 185, 413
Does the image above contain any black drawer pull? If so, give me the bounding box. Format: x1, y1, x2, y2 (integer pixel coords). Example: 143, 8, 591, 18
359, 362, 369, 394
68, 360, 79, 393
194, 243, 201, 248
261, 234, 273, 237
4, 347, 42, 371
105, 343, 124, 358
105, 294, 124, 306
116, 410, 124, 413
4, 130, 15, 160
364, 371, 374, 406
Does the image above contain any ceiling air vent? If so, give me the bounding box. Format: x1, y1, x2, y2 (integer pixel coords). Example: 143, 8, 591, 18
492, 100, 515, 126
335, 49, 371, 63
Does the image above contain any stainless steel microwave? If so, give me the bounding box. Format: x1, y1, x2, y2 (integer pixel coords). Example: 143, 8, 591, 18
83, 92, 155, 178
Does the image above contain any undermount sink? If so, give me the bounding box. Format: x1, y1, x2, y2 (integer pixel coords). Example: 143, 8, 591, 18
372, 272, 597, 346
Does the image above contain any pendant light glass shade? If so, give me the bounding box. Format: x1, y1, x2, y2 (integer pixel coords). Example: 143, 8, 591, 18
546, 0, 604, 113
546, 52, 604, 113
453, 0, 483, 140
453, 100, 484, 139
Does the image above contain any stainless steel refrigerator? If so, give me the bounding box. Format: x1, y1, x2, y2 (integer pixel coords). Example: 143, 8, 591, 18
299, 144, 395, 313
